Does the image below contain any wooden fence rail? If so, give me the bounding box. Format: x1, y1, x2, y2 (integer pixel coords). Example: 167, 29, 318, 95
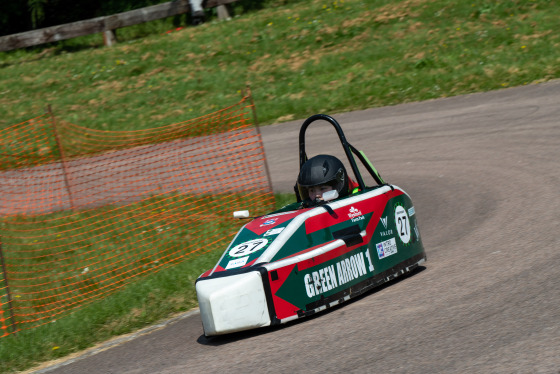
0, 0, 237, 52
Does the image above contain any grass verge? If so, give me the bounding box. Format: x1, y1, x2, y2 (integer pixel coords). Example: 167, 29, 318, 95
0, 193, 295, 374
1, 0, 559, 131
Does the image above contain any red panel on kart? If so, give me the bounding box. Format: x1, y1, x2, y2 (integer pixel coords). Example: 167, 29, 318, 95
268, 264, 301, 319
244, 210, 307, 236
305, 190, 404, 234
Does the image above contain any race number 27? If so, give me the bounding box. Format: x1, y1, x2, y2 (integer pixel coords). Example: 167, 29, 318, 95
394, 205, 411, 244
229, 238, 268, 257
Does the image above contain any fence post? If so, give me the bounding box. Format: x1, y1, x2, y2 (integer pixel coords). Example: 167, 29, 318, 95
0, 236, 17, 335
216, 5, 231, 20
48, 105, 75, 210
103, 30, 117, 47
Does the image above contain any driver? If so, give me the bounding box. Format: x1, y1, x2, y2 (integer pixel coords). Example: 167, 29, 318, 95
296, 154, 353, 207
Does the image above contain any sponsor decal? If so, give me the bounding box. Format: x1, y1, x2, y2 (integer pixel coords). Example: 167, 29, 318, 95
304, 249, 375, 298
229, 238, 268, 257
376, 238, 398, 259
348, 206, 362, 219
380, 216, 388, 229
380, 229, 393, 237
226, 256, 249, 269
408, 206, 415, 217
260, 218, 278, 227
394, 205, 411, 244
379, 216, 393, 236
264, 227, 285, 237
348, 206, 364, 222
414, 224, 420, 240
247, 210, 300, 235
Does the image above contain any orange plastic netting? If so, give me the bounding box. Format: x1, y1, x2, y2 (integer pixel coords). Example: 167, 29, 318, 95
0, 95, 275, 336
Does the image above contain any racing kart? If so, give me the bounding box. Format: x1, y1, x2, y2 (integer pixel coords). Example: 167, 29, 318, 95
195, 114, 426, 336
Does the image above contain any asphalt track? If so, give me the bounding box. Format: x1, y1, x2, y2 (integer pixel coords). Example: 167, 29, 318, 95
32, 81, 559, 373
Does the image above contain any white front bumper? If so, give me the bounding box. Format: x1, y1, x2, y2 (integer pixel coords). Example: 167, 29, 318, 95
196, 271, 271, 336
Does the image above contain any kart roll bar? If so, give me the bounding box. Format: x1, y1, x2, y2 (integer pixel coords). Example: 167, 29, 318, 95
299, 114, 385, 193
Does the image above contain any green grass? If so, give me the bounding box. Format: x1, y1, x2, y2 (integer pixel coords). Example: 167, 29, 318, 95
0, 193, 294, 374
0, 191, 267, 318
1, 0, 558, 131
0, 251, 222, 373
1, 0, 559, 371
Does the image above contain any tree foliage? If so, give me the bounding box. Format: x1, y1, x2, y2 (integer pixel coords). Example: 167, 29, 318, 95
0, 0, 170, 37
0, 0, 272, 37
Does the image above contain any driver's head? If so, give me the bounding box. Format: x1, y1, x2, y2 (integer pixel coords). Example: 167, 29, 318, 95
307, 184, 333, 201
297, 155, 349, 206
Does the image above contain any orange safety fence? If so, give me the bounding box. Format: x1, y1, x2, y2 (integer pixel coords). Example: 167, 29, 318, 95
0, 94, 275, 336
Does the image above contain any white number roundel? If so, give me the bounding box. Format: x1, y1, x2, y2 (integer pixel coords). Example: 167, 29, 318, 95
229, 238, 268, 257
394, 205, 411, 244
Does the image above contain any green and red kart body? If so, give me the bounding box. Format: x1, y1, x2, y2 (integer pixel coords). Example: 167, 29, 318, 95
196, 114, 426, 336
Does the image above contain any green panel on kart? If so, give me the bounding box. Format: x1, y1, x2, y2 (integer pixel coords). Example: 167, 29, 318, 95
275, 245, 374, 310
272, 194, 424, 312
367, 194, 423, 272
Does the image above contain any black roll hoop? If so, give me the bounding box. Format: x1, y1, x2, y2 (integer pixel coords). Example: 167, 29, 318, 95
298, 114, 384, 193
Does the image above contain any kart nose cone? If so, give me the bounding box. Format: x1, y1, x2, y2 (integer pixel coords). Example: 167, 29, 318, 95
196, 271, 271, 336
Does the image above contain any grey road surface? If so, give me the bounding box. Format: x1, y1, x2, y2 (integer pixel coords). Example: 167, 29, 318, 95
33, 80, 560, 373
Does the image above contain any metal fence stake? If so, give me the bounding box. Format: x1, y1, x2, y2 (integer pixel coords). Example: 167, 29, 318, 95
0, 237, 17, 334
48, 105, 75, 210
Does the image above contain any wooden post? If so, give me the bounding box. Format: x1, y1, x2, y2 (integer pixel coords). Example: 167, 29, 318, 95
103, 30, 117, 47
216, 5, 231, 20
0, 0, 242, 52
0, 237, 17, 334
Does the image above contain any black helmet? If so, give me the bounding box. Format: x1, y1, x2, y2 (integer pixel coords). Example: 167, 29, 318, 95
297, 155, 349, 205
